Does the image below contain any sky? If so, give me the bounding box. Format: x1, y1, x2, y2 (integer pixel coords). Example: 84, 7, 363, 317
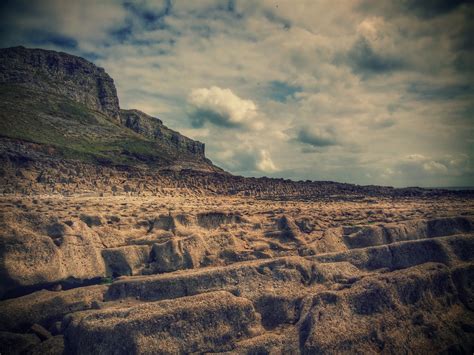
1, 0, 473, 187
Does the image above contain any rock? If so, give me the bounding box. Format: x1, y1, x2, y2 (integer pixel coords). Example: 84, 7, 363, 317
64, 291, 263, 354
277, 215, 305, 243
0, 285, 107, 332
342, 217, 474, 250
102, 245, 151, 277
0, 213, 106, 298
313, 234, 472, 271
147, 214, 176, 233
0, 331, 40, 355
26, 335, 64, 355
150, 235, 209, 273
299, 263, 474, 354
49, 322, 63, 336
79, 214, 104, 227
30, 323, 52, 341
197, 211, 242, 229
106, 256, 313, 303
0, 46, 120, 119
0, 228, 63, 298
120, 109, 205, 157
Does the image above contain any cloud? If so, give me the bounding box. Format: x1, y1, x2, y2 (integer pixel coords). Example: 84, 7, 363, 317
1, 0, 473, 187
390, 154, 471, 181
366, 116, 397, 129
212, 146, 277, 175
297, 126, 339, 148
358, 0, 472, 19
347, 37, 405, 76
0, 0, 127, 47
401, 0, 471, 19
407, 83, 473, 101
422, 160, 448, 173
187, 86, 261, 129
257, 149, 278, 172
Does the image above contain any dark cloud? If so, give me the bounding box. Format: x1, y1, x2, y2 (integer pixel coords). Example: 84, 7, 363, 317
35, 33, 77, 49
109, 24, 134, 43
123, 0, 171, 29
17, 30, 78, 49
297, 127, 338, 148
358, 0, 473, 19
262, 10, 291, 30
0, 0, 44, 47
455, 52, 474, 73
346, 38, 405, 76
370, 117, 397, 130
401, 0, 473, 19
407, 83, 474, 101
188, 109, 240, 129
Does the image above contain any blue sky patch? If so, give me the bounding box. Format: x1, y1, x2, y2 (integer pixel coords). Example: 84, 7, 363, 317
266, 81, 301, 102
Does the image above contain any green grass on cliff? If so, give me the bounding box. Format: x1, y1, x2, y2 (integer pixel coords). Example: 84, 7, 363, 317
0, 84, 177, 166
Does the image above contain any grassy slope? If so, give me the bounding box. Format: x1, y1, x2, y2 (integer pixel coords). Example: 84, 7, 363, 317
0, 84, 182, 167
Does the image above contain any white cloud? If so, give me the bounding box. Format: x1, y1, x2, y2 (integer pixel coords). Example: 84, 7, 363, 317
423, 161, 448, 174
257, 150, 278, 172
187, 86, 262, 129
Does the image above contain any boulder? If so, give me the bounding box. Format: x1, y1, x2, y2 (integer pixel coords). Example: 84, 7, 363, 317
0, 285, 107, 332
64, 291, 263, 354
299, 263, 474, 354
106, 256, 314, 303
26, 335, 64, 355
0, 213, 106, 298
0, 331, 40, 355
150, 235, 209, 273
102, 245, 151, 277
342, 217, 474, 250
197, 211, 242, 229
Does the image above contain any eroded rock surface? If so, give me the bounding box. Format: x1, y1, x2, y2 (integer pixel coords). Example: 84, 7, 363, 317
0, 194, 473, 354
64, 291, 262, 354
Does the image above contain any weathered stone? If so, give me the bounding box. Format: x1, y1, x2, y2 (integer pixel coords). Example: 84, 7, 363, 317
0, 331, 40, 355
299, 263, 474, 354
30, 323, 52, 341
0, 214, 106, 298
150, 235, 209, 273
120, 109, 205, 157
27, 335, 64, 355
0, 46, 120, 119
102, 245, 151, 277
0, 285, 107, 332
64, 291, 263, 354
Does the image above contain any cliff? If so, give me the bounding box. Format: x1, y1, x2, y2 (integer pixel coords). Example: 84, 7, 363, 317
0, 46, 212, 168
120, 109, 205, 158
0, 46, 120, 120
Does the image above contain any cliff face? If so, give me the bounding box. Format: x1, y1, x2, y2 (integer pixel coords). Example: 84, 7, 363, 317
0, 46, 120, 120
120, 109, 205, 157
0, 46, 209, 166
